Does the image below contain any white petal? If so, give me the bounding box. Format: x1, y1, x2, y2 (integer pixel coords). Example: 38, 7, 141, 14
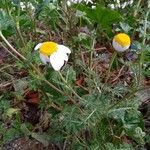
67, 1, 71, 6
57, 45, 71, 54
50, 52, 65, 71
85, 0, 93, 4
34, 43, 42, 51
57, 49, 69, 61
40, 53, 50, 64
60, 52, 69, 61
112, 40, 129, 52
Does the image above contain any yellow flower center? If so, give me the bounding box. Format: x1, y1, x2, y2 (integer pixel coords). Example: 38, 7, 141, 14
39, 42, 58, 56
114, 33, 131, 47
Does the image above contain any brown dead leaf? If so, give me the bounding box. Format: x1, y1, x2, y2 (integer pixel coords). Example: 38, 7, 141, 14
24, 90, 39, 104
0, 59, 3, 64
121, 136, 132, 144
143, 77, 150, 86
76, 75, 85, 86
38, 112, 51, 131
21, 103, 40, 125
0, 47, 9, 63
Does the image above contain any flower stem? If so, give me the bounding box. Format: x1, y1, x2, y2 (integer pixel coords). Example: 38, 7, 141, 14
4, 0, 25, 47
16, 24, 26, 47
133, 0, 142, 17
138, 4, 150, 86
0, 42, 20, 61
0, 31, 26, 60
105, 51, 117, 83
58, 71, 83, 100
89, 37, 96, 69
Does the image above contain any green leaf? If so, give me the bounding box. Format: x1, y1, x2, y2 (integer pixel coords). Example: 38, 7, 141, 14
77, 5, 122, 36
108, 107, 131, 123
105, 142, 134, 150
5, 108, 20, 118
3, 128, 21, 143
120, 22, 132, 33
0, 10, 14, 31
0, 98, 10, 110
13, 78, 28, 94
134, 127, 146, 138
31, 132, 49, 147
0, 0, 12, 9
20, 124, 31, 136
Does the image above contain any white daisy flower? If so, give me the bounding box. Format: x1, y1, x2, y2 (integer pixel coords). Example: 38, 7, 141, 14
34, 42, 71, 71
112, 33, 131, 52
20, 2, 35, 11
67, 0, 93, 6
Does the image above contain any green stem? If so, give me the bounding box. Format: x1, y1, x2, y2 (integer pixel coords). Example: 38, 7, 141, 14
16, 24, 26, 47
24, 0, 37, 39
83, 109, 96, 124
138, 5, 150, 86
0, 31, 26, 60
4, 0, 25, 47
58, 71, 83, 100
105, 51, 117, 82
89, 37, 96, 69
133, 0, 142, 17
0, 42, 20, 61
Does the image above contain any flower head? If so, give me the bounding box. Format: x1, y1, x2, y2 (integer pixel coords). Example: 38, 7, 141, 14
112, 33, 131, 52
67, 0, 93, 6
34, 42, 71, 71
